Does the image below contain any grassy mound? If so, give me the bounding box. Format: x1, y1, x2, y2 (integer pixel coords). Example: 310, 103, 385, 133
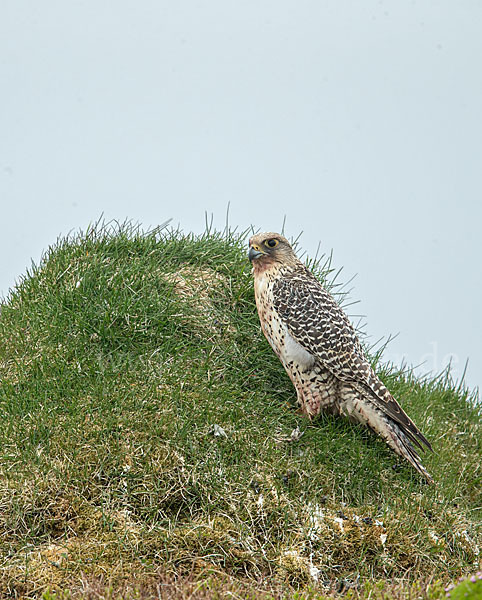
0, 223, 480, 599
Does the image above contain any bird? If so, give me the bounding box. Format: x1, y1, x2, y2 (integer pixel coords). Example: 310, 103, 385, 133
248, 232, 433, 483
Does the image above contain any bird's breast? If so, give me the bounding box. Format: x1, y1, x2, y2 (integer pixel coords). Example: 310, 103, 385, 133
282, 327, 316, 369
254, 272, 315, 371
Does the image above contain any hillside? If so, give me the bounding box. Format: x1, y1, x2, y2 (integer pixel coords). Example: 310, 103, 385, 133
0, 223, 480, 599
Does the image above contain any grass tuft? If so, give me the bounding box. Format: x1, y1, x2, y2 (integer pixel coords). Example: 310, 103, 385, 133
0, 221, 480, 599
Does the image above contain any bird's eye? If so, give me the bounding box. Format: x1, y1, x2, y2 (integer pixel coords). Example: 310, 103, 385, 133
264, 239, 279, 248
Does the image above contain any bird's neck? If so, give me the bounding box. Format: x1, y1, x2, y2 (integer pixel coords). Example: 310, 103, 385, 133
252, 257, 304, 277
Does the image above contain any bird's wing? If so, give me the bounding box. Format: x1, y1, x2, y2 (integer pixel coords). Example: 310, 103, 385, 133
272, 269, 432, 452
272, 268, 366, 379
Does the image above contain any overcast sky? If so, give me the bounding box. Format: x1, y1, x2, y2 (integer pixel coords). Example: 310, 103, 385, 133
1, 1, 481, 393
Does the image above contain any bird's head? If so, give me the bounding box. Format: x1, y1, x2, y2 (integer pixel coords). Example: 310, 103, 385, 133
248, 232, 299, 270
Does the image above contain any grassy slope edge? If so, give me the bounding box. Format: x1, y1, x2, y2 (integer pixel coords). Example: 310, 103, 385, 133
0, 223, 480, 599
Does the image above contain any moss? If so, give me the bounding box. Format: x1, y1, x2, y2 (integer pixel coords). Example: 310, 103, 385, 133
446, 573, 482, 600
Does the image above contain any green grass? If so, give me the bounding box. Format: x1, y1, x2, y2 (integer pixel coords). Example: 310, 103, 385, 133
0, 221, 480, 599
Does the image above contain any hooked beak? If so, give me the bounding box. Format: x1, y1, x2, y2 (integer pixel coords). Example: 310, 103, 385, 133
248, 246, 265, 262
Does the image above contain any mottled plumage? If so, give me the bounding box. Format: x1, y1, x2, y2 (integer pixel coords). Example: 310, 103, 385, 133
249, 232, 433, 483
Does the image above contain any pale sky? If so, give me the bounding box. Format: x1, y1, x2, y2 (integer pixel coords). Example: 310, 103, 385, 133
1, 1, 481, 392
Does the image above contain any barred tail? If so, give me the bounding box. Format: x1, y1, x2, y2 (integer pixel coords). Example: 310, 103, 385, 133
342, 391, 434, 484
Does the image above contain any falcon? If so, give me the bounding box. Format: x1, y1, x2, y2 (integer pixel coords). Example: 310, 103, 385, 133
248, 232, 433, 483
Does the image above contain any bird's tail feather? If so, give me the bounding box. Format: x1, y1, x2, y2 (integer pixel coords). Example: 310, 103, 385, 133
360, 376, 433, 453
390, 425, 434, 484
345, 395, 434, 484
